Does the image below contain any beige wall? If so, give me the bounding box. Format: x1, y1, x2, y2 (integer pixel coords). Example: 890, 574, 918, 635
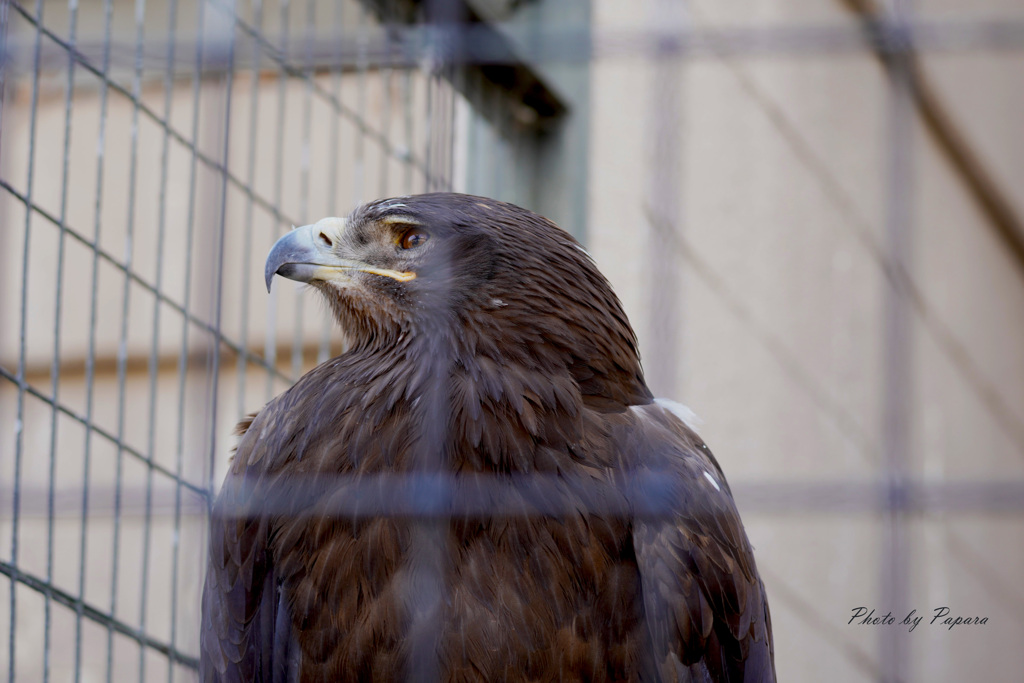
588, 1, 1024, 681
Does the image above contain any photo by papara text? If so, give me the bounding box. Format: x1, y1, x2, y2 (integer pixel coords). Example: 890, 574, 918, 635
849, 606, 989, 632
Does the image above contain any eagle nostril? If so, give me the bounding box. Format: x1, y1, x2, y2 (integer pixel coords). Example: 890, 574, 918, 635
318, 231, 333, 249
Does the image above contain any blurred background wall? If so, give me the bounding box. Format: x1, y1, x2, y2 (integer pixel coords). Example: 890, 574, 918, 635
1, 0, 1023, 681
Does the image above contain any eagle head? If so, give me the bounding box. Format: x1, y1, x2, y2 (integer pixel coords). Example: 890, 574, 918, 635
264, 192, 652, 409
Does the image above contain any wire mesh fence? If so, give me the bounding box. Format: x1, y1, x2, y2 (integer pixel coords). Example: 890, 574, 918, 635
0, 1, 454, 679
2, 0, 1024, 681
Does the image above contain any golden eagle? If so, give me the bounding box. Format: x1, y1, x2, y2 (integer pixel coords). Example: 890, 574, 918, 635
201, 193, 775, 682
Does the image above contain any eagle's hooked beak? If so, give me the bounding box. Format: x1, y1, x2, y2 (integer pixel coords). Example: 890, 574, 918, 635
264, 218, 415, 292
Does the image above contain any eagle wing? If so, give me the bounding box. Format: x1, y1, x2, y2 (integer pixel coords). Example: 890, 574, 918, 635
200, 405, 300, 683
627, 402, 775, 682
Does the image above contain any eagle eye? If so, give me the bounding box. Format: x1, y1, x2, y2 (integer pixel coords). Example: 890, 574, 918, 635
399, 228, 429, 250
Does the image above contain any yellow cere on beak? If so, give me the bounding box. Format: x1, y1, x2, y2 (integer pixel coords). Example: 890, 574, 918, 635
264, 218, 416, 291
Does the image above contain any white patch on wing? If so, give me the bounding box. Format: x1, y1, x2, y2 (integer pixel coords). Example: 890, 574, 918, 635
572, 242, 594, 260
703, 470, 721, 492
654, 398, 703, 431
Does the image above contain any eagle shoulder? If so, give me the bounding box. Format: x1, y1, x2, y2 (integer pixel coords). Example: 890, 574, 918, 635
202, 360, 363, 682
625, 401, 775, 682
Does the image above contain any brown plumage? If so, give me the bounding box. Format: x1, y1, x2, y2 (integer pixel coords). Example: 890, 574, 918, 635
201, 193, 775, 682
